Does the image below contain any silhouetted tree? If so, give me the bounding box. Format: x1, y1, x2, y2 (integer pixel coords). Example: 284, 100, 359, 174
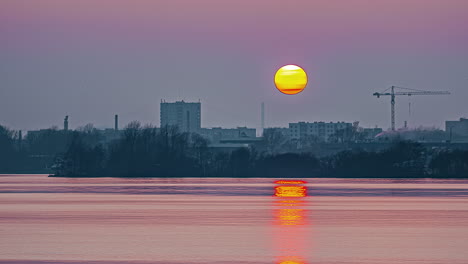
190, 133, 211, 176
25, 127, 72, 155
256, 152, 321, 177
0, 125, 23, 172
326, 140, 425, 177
228, 148, 252, 177
45, 124, 465, 179
262, 128, 288, 154
53, 132, 105, 176
430, 150, 468, 177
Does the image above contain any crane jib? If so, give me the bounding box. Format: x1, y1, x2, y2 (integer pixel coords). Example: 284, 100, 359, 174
372, 86, 450, 131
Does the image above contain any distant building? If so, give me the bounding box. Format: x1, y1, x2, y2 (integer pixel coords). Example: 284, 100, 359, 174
263, 127, 290, 137
446, 118, 468, 142
97, 129, 122, 143
361, 127, 383, 141
160, 100, 201, 133
289, 121, 353, 142
26, 129, 63, 139
199, 127, 256, 143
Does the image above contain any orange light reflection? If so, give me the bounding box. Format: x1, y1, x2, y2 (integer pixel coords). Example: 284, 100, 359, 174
273, 180, 309, 264
274, 180, 307, 185
275, 186, 307, 198
276, 208, 305, 226
279, 259, 306, 264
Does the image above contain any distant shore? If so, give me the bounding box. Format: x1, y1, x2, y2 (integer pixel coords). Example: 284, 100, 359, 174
3, 125, 465, 179
48, 174, 468, 179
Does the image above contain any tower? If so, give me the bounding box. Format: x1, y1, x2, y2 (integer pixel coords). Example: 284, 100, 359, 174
114, 115, 119, 131
64, 116, 69, 131
261, 102, 265, 135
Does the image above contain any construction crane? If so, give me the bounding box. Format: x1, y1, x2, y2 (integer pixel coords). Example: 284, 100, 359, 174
373, 86, 450, 131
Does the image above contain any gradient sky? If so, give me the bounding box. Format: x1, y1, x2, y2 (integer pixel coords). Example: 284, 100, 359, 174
1, 0, 467, 132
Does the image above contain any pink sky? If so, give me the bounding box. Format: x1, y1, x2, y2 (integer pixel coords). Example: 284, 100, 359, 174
1, 0, 468, 131
2, 0, 467, 51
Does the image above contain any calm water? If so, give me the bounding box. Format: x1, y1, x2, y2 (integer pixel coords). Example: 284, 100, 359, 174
1, 175, 468, 264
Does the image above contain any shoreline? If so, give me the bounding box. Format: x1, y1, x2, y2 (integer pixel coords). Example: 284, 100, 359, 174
48, 174, 468, 179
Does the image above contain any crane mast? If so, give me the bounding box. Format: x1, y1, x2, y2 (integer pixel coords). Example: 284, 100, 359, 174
373, 86, 450, 131
391, 86, 395, 131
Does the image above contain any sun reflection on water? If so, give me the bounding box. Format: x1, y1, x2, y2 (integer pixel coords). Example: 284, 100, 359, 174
275, 186, 307, 198
273, 180, 309, 264
279, 260, 305, 264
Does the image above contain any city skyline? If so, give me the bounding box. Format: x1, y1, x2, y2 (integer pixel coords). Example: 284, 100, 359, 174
1, 0, 468, 131
2, 98, 466, 132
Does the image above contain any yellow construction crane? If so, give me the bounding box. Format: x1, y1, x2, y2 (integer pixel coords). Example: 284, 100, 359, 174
373, 86, 450, 131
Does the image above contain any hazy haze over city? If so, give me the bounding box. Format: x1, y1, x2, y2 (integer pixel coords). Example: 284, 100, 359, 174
1, 0, 467, 132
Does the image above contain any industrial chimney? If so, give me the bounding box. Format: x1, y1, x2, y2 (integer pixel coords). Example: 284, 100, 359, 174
64, 116, 69, 131
114, 115, 119, 131
261, 102, 265, 136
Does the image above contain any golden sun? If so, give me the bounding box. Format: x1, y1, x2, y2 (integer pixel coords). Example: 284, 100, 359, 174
274, 64, 308, 95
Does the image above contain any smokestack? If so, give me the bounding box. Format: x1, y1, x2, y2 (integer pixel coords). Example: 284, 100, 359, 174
114, 115, 119, 131
261, 102, 265, 135
64, 116, 69, 131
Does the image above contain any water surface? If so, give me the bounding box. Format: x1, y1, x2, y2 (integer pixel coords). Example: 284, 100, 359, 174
1, 174, 468, 264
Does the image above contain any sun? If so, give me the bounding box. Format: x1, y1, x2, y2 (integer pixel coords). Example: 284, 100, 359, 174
274, 64, 308, 95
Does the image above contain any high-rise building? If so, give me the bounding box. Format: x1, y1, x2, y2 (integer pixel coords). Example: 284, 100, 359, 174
160, 100, 201, 133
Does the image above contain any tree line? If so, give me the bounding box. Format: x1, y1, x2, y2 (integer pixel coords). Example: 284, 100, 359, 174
0, 123, 467, 177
